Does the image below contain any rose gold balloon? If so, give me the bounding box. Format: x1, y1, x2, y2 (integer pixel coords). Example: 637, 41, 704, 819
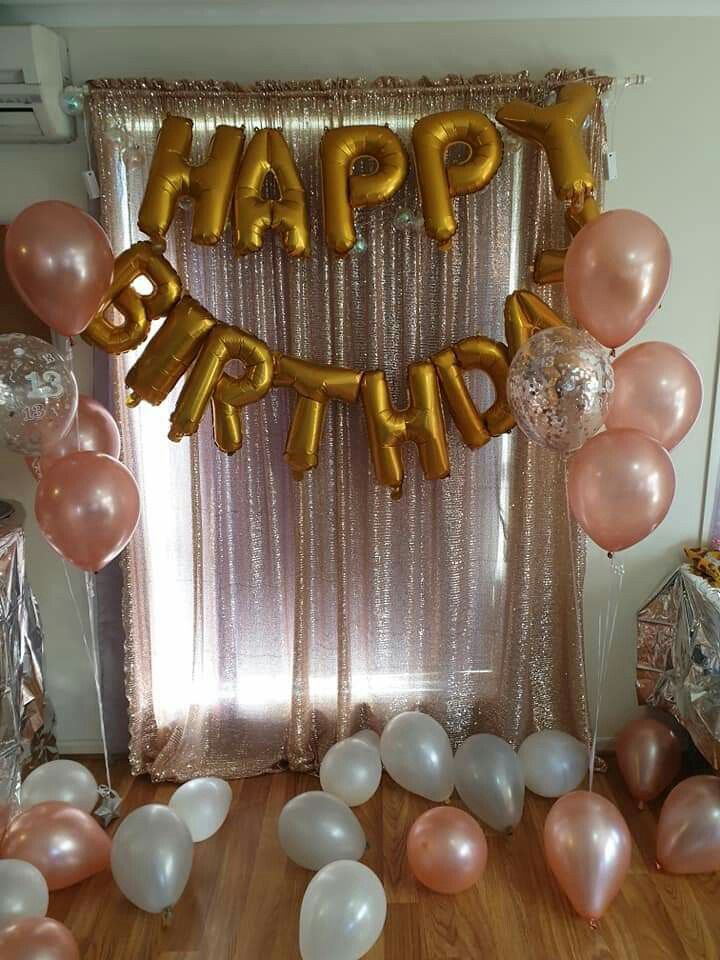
657, 776, 720, 874
606, 342, 702, 450
5, 201, 113, 337
0, 917, 80, 960
564, 209, 671, 348
567, 428, 675, 552
0, 801, 111, 891
35, 451, 140, 572
616, 716, 682, 808
544, 791, 631, 922
26, 395, 121, 478
407, 806, 487, 894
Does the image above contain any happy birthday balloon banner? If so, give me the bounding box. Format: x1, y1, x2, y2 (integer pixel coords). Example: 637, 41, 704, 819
84, 82, 599, 497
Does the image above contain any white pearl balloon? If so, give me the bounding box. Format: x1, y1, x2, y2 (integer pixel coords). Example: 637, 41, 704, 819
111, 805, 193, 914
300, 860, 386, 960
352, 729, 381, 751
320, 739, 382, 807
455, 734, 525, 832
278, 792, 366, 871
169, 777, 232, 842
22, 759, 98, 813
0, 860, 49, 925
518, 730, 588, 798
380, 711, 454, 802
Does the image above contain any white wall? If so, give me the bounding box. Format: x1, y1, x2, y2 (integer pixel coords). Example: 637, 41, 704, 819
1, 17, 717, 751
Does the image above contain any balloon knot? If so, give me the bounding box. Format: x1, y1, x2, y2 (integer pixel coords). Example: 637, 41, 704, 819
589, 918, 600, 931
126, 391, 140, 408
638, 801, 645, 811
161, 906, 173, 928
655, 861, 663, 872
504, 826, 514, 838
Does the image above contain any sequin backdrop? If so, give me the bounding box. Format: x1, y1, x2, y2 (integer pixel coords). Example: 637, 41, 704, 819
86, 71, 609, 781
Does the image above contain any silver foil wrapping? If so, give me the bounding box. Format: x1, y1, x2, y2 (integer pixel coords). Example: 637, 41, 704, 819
0, 520, 56, 833
637, 564, 720, 768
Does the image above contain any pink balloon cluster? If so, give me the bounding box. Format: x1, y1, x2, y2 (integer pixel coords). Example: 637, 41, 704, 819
5, 202, 140, 571
0, 801, 110, 959
615, 715, 720, 876
27, 392, 139, 573
563, 209, 702, 552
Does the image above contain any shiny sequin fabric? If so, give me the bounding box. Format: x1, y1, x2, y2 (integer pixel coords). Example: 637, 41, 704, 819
85, 71, 609, 781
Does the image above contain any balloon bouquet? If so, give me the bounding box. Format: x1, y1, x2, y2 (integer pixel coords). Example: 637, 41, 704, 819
0, 202, 142, 957
2, 201, 141, 572
506, 206, 704, 926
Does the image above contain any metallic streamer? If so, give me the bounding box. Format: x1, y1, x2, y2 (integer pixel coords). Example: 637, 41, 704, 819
0, 518, 56, 830
85, 70, 609, 781
638, 564, 720, 769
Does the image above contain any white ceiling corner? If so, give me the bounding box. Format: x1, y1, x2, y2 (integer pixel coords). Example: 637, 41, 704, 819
0, 0, 717, 29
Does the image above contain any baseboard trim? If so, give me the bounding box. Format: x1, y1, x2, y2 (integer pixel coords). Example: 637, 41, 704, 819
57, 740, 105, 755
56, 738, 618, 757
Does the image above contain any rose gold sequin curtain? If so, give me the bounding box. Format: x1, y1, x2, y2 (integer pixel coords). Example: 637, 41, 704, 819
85, 71, 609, 781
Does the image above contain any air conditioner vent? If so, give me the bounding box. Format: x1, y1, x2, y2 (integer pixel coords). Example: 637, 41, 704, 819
0, 26, 75, 143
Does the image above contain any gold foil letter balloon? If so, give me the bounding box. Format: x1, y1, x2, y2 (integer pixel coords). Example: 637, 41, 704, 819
82, 242, 182, 354
169, 322, 273, 453
533, 196, 601, 285
272, 354, 362, 478
503, 289, 565, 358
233, 128, 310, 257
320, 125, 408, 256
125, 296, 218, 407
412, 110, 503, 246
361, 362, 449, 499
496, 82, 597, 207
432, 336, 514, 448
138, 115, 245, 245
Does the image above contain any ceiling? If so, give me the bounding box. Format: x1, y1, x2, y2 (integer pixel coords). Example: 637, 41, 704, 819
0, 0, 717, 28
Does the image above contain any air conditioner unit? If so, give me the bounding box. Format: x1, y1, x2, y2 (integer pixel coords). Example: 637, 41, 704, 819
0, 25, 75, 143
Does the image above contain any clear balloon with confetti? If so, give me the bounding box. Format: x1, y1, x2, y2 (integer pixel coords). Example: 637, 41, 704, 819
0, 335, 78, 455
507, 326, 613, 453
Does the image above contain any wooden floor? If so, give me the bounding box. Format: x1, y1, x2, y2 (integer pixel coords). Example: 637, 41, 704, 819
51, 758, 720, 960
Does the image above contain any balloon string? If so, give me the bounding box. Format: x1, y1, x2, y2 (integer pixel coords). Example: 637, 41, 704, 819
563, 459, 624, 790
588, 556, 624, 790
563, 459, 585, 724
61, 561, 113, 791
